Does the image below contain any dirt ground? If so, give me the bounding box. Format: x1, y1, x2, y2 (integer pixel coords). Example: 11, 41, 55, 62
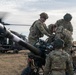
0, 50, 76, 75
0, 50, 29, 75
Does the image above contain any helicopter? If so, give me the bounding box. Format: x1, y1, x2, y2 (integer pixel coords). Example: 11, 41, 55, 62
0, 12, 29, 53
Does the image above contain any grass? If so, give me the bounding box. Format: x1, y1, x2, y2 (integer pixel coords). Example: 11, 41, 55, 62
0, 50, 29, 75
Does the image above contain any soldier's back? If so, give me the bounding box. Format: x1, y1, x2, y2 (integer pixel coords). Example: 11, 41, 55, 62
48, 50, 73, 75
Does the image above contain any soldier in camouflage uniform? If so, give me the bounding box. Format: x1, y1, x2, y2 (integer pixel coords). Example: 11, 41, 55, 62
28, 12, 51, 45
55, 26, 73, 54
44, 38, 74, 75
55, 13, 73, 54
46, 24, 57, 43
55, 13, 73, 32
48, 24, 56, 35
22, 14, 52, 74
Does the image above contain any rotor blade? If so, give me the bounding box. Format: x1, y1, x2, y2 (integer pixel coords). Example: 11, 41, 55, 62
0, 12, 30, 26
9, 24, 31, 26
3, 23, 31, 26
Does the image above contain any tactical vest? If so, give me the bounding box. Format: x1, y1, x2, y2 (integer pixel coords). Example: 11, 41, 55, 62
30, 20, 44, 38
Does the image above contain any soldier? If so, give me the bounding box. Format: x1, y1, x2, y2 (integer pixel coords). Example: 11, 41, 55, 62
44, 38, 74, 75
26, 12, 52, 75
28, 12, 51, 45
46, 24, 57, 43
48, 24, 56, 35
55, 13, 73, 54
55, 13, 73, 32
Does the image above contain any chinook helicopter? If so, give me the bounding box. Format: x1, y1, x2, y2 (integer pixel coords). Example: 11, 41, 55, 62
0, 12, 28, 53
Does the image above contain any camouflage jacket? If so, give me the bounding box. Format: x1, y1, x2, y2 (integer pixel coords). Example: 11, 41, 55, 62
29, 19, 50, 38
44, 49, 74, 75
28, 19, 50, 44
55, 19, 73, 32
54, 25, 73, 54
55, 26, 73, 42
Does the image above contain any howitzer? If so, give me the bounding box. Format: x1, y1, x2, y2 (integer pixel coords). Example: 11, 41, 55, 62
21, 39, 53, 75
0, 24, 53, 57
0, 24, 41, 55
0, 24, 53, 75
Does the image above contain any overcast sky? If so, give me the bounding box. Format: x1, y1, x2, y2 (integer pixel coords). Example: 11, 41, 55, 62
0, 0, 76, 40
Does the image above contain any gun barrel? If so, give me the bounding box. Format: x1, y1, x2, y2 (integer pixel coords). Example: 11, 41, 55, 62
0, 24, 41, 56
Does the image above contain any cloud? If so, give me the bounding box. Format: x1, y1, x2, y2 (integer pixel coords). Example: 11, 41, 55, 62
0, 0, 76, 13
15, 0, 76, 12
0, 0, 76, 40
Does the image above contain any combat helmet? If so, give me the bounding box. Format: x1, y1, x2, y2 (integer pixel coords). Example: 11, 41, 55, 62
40, 12, 48, 19
53, 38, 64, 49
64, 13, 72, 21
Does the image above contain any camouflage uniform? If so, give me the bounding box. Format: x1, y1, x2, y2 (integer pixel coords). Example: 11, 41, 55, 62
55, 26, 73, 54
48, 24, 56, 34
28, 19, 50, 45
55, 18, 73, 54
44, 49, 74, 75
55, 19, 73, 32
46, 24, 56, 43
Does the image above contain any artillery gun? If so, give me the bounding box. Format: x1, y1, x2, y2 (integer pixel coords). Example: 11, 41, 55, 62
21, 39, 54, 75
0, 23, 54, 75
0, 24, 76, 75
0, 23, 51, 56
